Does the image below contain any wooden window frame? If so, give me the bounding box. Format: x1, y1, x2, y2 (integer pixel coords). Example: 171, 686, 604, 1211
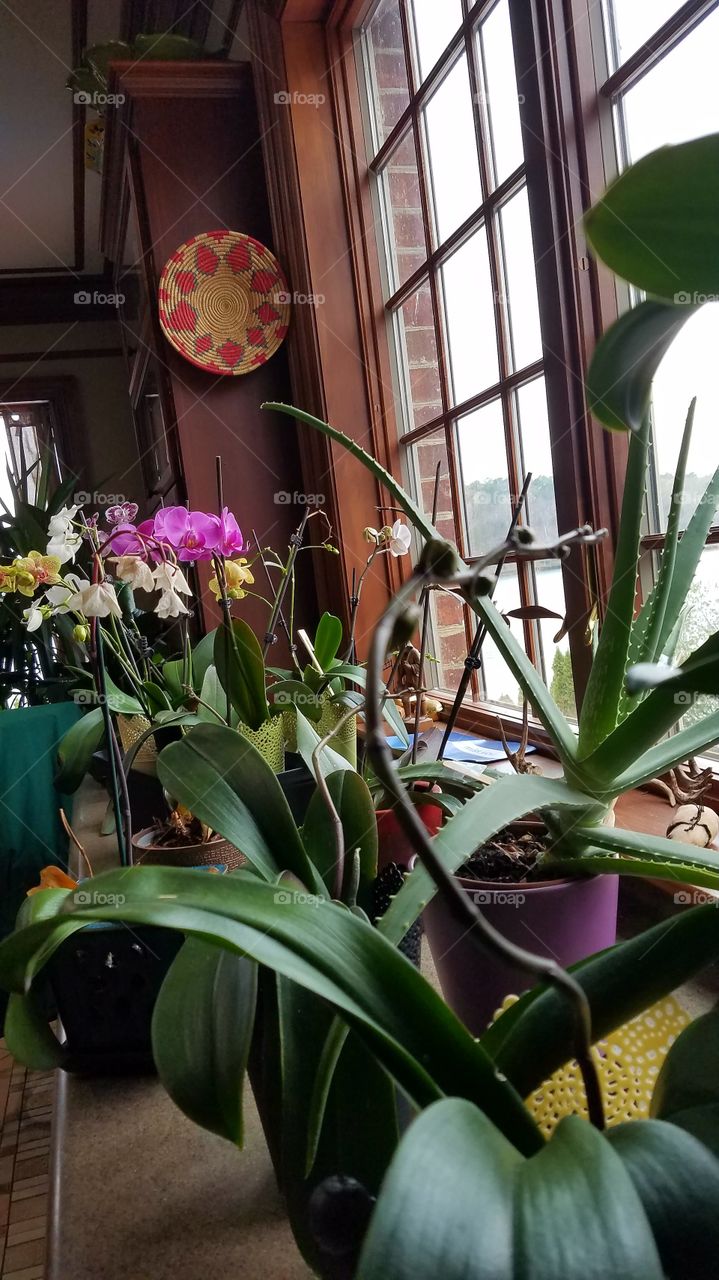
246, 0, 716, 749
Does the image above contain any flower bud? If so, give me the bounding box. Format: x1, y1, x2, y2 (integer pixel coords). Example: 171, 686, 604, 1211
72, 623, 89, 643
389, 603, 421, 649
514, 526, 536, 546
418, 538, 463, 579
363, 527, 379, 544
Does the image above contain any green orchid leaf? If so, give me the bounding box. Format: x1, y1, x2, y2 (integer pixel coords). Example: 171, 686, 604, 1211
584, 134, 719, 299
357, 1098, 519, 1280
379, 775, 599, 946
585, 301, 695, 432
214, 619, 269, 731
269, 679, 323, 722
0, 867, 542, 1156
304, 1016, 350, 1176
313, 613, 343, 670
301, 769, 378, 899
55, 705, 105, 793
295, 708, 355, 780
651, 1004, 719, 1129
151, 937, 257, 1146
156, 723, 321, 892
514, 1115, 663, 1278
4, 989, 66, 1071
102, 673, 145, 716
159, 658, 185, 706
609, 1119, 719, 1278
197, 665, 235, 725
578, 419, 649, 756
481, 904, 719, 1097
191, 628, 217, 693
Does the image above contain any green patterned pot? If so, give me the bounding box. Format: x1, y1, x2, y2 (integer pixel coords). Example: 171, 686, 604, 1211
237, 714, 285, 774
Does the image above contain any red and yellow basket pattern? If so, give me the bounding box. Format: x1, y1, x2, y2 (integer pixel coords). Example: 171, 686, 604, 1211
157, 230, 291, 376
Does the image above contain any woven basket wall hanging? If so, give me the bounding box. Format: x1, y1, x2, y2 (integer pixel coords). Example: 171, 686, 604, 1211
158, 230, 291, 375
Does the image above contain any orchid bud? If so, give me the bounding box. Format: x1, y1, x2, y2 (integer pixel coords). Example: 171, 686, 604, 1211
515, 526, 536, 545
419, 538, 462, 579
390, 603, 421, 648
363, 527, 379, 544
72, 623, 89, 643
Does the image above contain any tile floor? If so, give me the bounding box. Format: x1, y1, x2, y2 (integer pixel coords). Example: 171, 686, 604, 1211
0, 1041, 52, 1280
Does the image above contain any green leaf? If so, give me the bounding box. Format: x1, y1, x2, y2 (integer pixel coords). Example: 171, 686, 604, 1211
554, 849, 719, 894
151, 937, 257, 1145
357, 1098, 519, 1280
102, 673, 145, 716
609, 1119, 719, 1279
480, 904, 719, 1097
159, 658, 185, 706
55, 706, 105, 792
301, 769, 378, 899
469, 596, 578, 767
585, 301, 695, 432
651, 1004, 719, 1127
313, 613, 343, 670
578, 419, 649, 755
610, 711, 719, 792
197, 666, 233, 725
156, 723, 322, 892
514, 1116, 663, 1278
263, 404, 447, 550
132, 33, 204, 60
4, 991, 66, 1070
214, 620, 269, 731
295, 708, 354, 779
584, 134, 719, 299
0, 867, 542, 1155
379, 775, 599, 946
83, 41, 132, 84
304, 1016, 349, 1176
269, 679, 322, 722
191, 629, 217, 692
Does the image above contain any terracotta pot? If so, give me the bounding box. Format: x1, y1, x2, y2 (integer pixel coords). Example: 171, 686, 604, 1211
131, 827, 247, 871
423, 870, 619, 1035
376, 801, 443, 870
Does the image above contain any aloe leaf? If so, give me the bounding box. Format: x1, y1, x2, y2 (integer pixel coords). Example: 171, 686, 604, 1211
569, 822, 719, 879
585, 301, 695, 433
378, 775, 600, 946
584, 133, 719, 299
578, 419, 649, 756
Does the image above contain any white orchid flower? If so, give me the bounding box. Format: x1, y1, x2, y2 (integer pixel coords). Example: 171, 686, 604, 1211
22, 601, 45, 632
155, 587, 190, 619
152, 562, 191, 596
388, 519, 412, 557
46, 505, 82, 565
65, 579, 123, 619
113, 555, 155, 593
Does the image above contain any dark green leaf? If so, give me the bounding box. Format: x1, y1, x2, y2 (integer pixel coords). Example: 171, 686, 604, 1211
214, 619, 269, 731
302, 770, 378, 899
585, 301, 695, 432
4, 990, 65, 1071
156, 723, 322, 892
151, 937, 257, 1145
585, 134, 719, 298
191, 629, 217, 692
55, 706, 105, 792
609, 1119, 719, 1278
313, 613, 343, 670
269, 679, 322, 722
652, 1004, 719, 1125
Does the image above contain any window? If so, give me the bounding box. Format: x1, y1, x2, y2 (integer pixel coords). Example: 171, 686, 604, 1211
359, 0, 570, 705
0, 401, 60, 510
597, 0, 719, 728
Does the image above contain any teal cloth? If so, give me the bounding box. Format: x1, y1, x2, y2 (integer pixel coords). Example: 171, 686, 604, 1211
0, 703, 82, 1010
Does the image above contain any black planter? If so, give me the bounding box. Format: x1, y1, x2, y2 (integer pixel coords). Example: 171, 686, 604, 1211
278, 753, 316, 824
45, 923, 183, 1074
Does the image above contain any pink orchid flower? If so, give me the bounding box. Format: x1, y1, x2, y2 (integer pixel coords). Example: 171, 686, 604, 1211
216, 506, 248, 558
103, 519, 156, 559
152, 507, 221, 562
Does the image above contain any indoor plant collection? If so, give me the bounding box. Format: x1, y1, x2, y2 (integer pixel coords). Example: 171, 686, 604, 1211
2, 132, 719, 1276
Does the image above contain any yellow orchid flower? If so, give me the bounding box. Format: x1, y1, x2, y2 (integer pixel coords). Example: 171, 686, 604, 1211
13, 551, 62, 596
209, 557, 255, 601
0, 564, 17, 593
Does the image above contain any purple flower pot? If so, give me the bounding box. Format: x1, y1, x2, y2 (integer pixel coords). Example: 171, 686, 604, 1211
423, 872, 619, 1035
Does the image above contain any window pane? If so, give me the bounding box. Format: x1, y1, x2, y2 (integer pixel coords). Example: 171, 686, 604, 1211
535, 561, 575, 716
499, 186, 542, 371
649, 305, 719, 532
477, 0, 524, 188
674, 545, 719, 731
619, 9, 719, 163
394, 281, 442, 431
603, 0, 690, 71
379, 129, 427, 292
365, 0, 410, 149
455, 399, 511, 556
441, 227, 499, 406
424, 55, 482, 245
480, 564, 522, 706
409, 0, 463, 82
515, 377, 558, 542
